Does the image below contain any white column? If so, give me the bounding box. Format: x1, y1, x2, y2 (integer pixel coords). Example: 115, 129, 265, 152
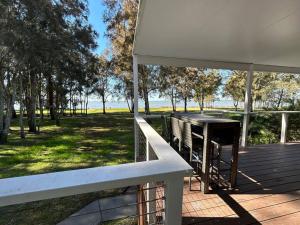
164, 176, 184, 225
133, 55, 139, 161
280, 113, 288, 144
146, 139, 156, 224
241, 64, 254, 148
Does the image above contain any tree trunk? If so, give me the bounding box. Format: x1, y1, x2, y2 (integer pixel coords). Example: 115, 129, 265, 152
38, 77, 44, 120
102, 95, 106, 114
200, 91, 205, 112
12, 106, 17, 119
85, 92, 89, 115
19, 77, 25, 139
47, 75, 55, 120
55, 90, 60, 126
276, 89, 284, 109
126, 97, 131, 113
198, 101, 201, 112
27, 72, 37, 133
0, 73, 4, 136
234, 101, 238, 111
184, 97, 187, 112
144, 91, 150, 115
0, 73, 5, 143
170, 89, 176, 112
1, 74, 17, 143
174, 93, 177, 112
80, 91, 83, 115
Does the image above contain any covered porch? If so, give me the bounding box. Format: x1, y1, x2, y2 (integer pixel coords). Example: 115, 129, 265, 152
132, 0, 300, 224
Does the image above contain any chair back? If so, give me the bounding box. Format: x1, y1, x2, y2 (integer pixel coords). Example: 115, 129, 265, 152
171, 117, 182, 141
181, 121, 193, 149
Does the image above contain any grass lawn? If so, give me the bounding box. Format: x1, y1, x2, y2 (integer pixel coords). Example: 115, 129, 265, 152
0, 111, 135, 225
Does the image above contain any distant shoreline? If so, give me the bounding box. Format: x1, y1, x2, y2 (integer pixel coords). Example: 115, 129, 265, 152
87, 100, 243, 109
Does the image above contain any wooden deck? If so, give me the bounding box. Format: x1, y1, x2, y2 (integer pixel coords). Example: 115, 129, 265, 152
181, 143, 300, 225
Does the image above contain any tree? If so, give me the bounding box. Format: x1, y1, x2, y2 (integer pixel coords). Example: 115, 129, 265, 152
176, 67, 195, 112
93, 54, 113, 114
103, 0, 136, 112
104, 0, 157, 113
193, 69, 222, 112
138, 65, 158, 114
0, 0, 98, 143
260, 73, 300, 109
158, 66, 180, 112
224, 70, 247, 110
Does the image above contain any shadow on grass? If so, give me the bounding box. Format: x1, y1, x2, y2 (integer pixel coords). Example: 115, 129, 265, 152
0, 113, 135, 179
0, 112, 137, 225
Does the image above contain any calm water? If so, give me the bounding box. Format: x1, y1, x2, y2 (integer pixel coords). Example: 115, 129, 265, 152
87, 100, 243, 109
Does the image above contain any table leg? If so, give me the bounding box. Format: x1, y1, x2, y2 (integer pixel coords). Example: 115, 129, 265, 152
230, 125, 240, 188
201, 123, 211, 193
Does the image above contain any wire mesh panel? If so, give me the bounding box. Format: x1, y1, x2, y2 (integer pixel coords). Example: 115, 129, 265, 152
148, 143, 158, 161
137, 125, 147, 162
288, 113, 300, 141
137, 124, 158, 162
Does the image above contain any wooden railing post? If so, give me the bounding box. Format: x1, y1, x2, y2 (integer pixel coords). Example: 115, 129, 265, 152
280, 112, 288, 144
137, 185, 146, 225
164, 176, 184, 225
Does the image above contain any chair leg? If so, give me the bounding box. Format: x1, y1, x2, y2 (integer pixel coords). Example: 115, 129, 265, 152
217, 146, 222, 186
179, 139, 182, 152
189, 164, 202, 191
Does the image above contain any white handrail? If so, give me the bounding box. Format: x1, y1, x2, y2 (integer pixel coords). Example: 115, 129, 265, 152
0, 116, 192, 208
203, 110, 300, 145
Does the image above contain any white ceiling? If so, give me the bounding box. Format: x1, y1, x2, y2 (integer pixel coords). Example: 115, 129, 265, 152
133, 0, 300, 70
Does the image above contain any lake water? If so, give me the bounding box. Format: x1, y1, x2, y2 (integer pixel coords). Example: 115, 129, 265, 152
87, 100, 243, 109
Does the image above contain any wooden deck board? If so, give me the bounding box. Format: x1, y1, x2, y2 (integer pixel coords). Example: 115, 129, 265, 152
181, 143, 300, 225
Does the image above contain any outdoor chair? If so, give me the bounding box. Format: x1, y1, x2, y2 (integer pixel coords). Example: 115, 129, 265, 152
209, 128, 236, 187
172, 120, 204, 190
170, 116, 226, 190
181, 121, 225, 190
161, 115, 171, 143
170, 117, 183, 152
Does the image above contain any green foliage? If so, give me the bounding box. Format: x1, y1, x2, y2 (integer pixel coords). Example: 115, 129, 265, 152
224, 71, 246, 110
193, 69, 222, 111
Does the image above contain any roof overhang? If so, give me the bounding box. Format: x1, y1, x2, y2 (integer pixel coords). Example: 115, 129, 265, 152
133, 0, 300, 73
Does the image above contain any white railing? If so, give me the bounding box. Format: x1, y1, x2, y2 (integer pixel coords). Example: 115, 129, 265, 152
202, 109, 300, 145
0, 116, 192, 225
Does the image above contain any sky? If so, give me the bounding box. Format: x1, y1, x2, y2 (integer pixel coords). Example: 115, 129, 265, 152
87, 0, 107, 55
86, 1, 232, 102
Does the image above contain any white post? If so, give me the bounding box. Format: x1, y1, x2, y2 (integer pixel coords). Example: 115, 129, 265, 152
164, 176, 184, 225
241, 64, 254, 148
280, 113, 288, 144
146, 139, 156, 224
133, 55, 139, 161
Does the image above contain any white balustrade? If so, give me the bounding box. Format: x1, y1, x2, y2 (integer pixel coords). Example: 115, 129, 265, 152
0, 116, 192, 225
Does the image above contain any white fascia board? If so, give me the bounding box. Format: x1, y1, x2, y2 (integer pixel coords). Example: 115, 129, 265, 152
135, 54, 300, 73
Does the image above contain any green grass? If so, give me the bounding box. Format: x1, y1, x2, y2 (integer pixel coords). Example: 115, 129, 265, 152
0, 113, 135, 179
0, 112, 135, 225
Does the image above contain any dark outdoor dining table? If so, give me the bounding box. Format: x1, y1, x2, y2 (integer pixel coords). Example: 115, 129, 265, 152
173, 113, 241, 193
